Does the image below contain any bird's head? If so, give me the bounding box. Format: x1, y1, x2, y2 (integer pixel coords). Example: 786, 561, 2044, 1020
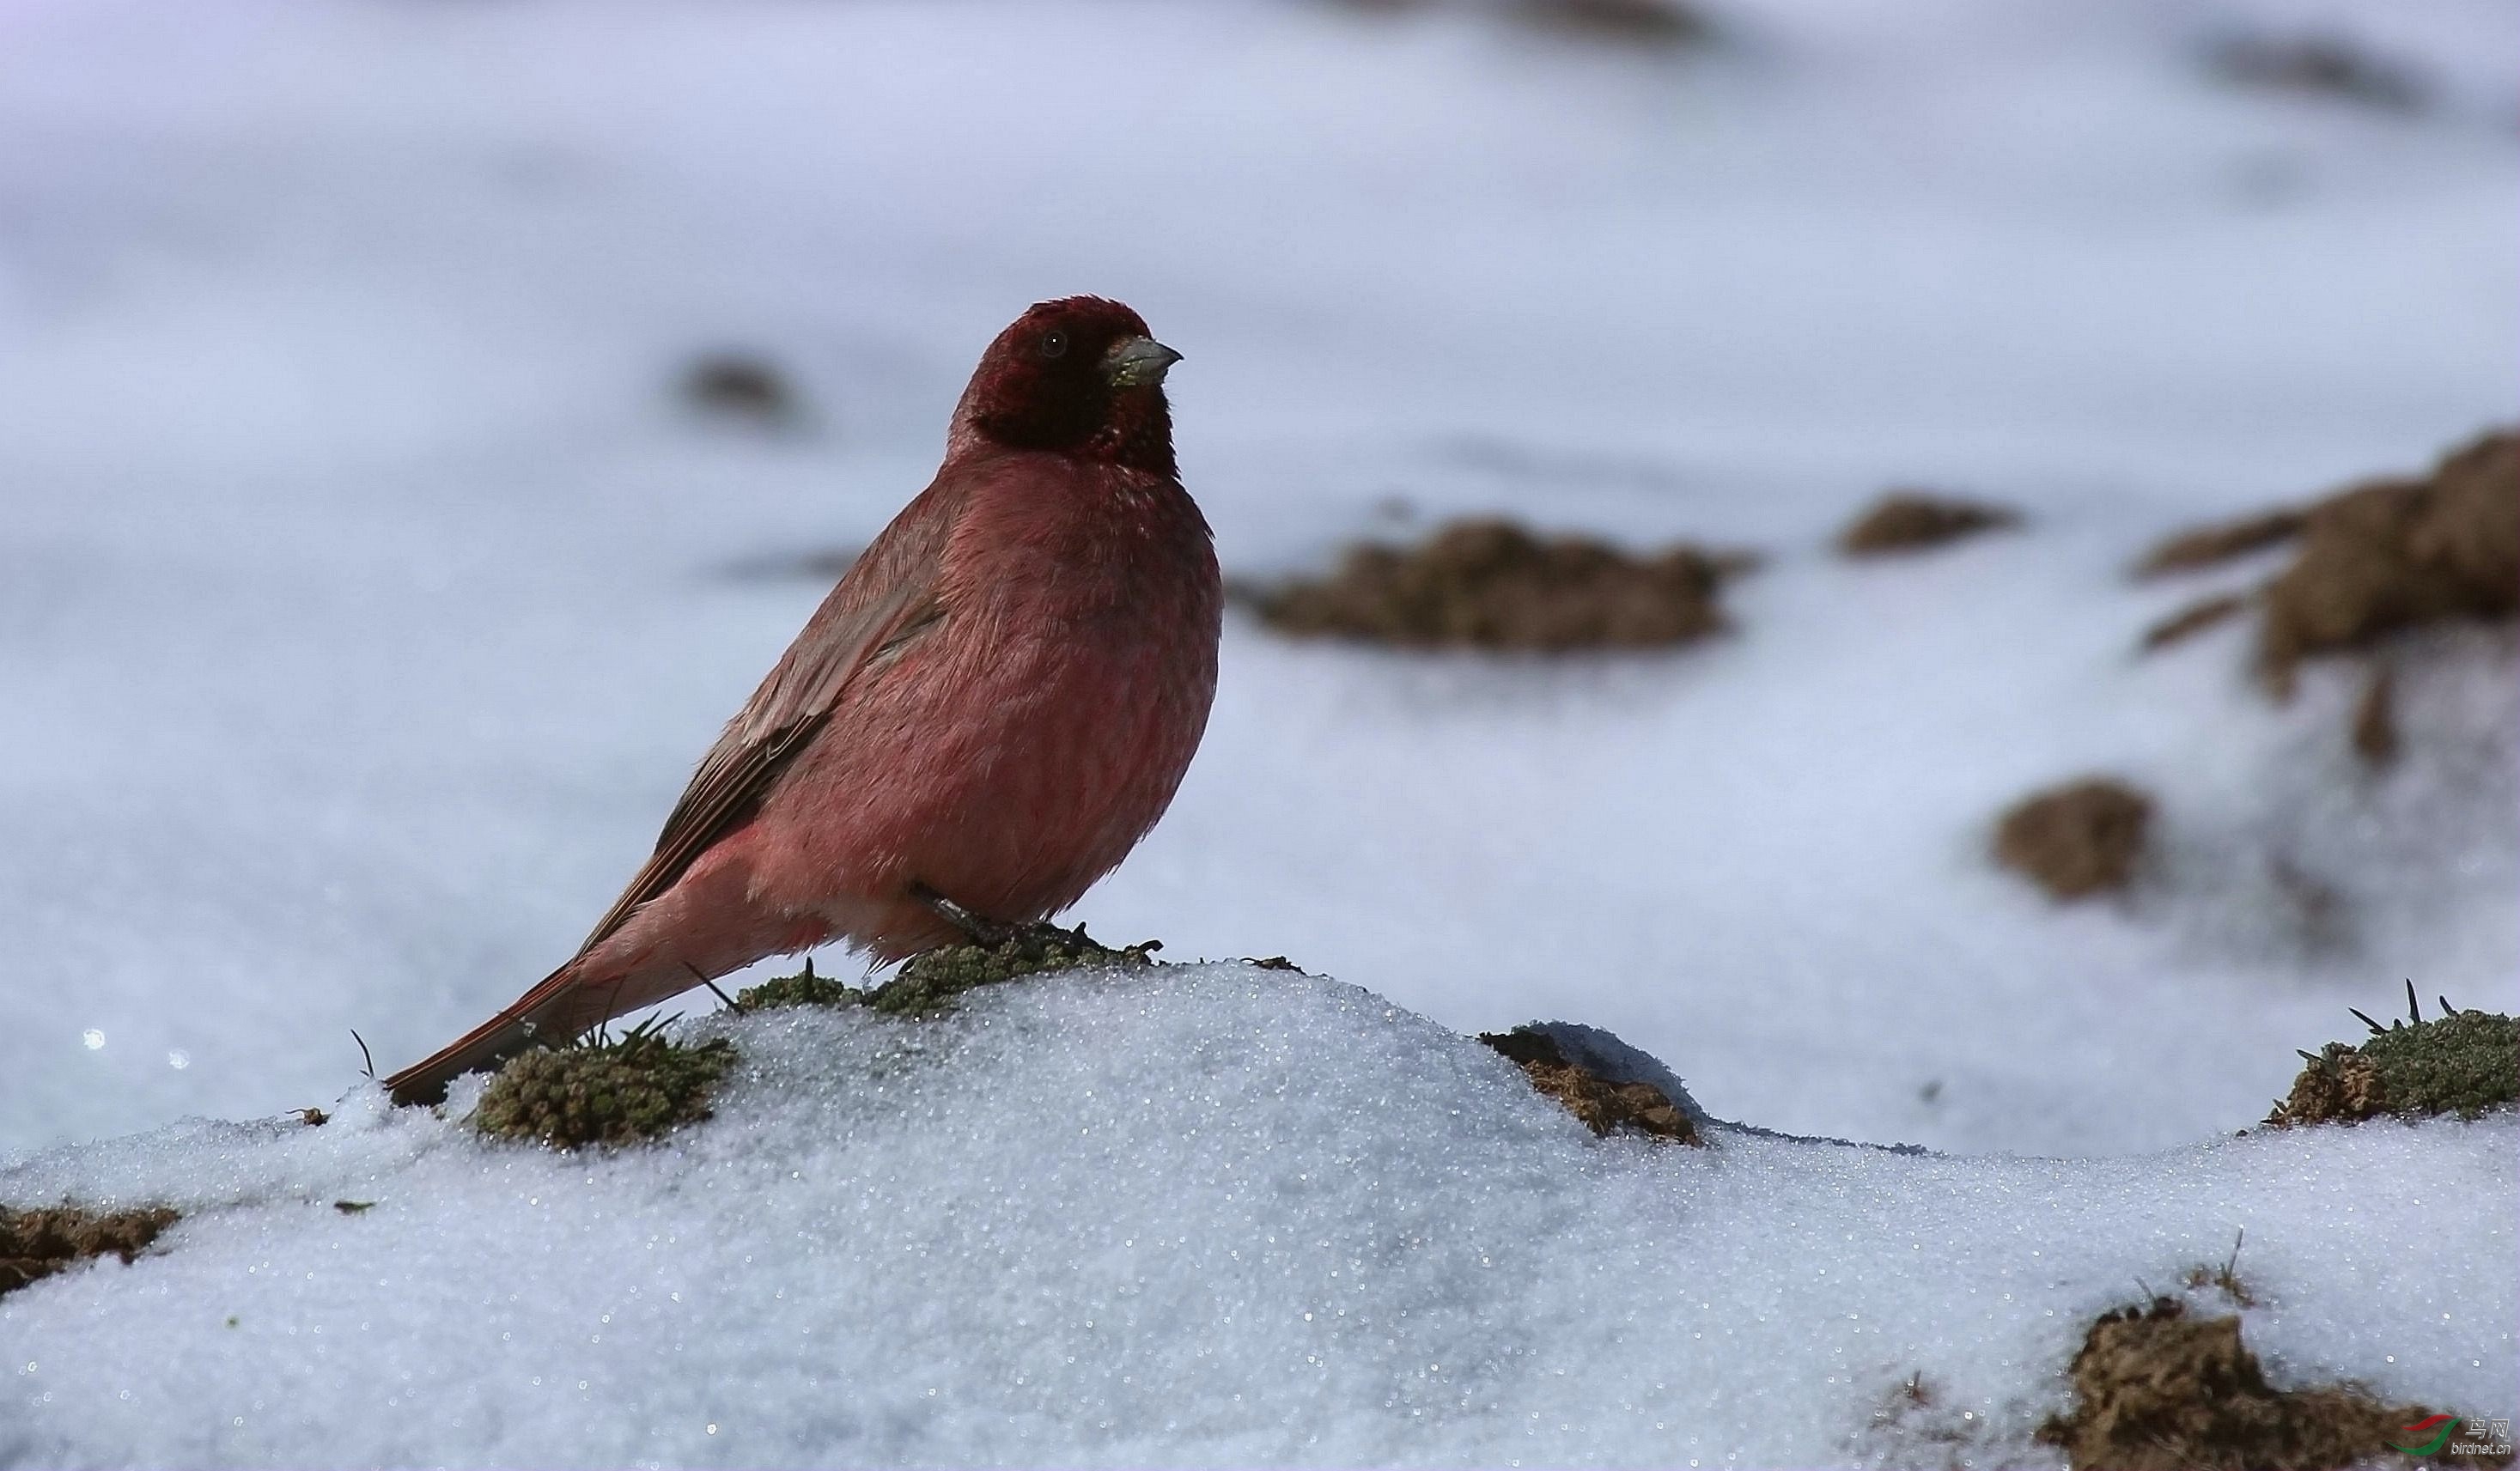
953, 296, 1182, 477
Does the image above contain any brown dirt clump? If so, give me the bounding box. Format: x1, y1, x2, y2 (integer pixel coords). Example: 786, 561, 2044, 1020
2136, 430, 2518, 691
2350, 665, 2397, 765
2255, 431, 2518, 693
1993, 778, 2152, 900
2205, 32, 2431, 113
1, 1203, 180, 1297
2135, 508, 2309, 578
1480, 1028, 1701, 1144
2038, 1298, 2497, 1470
2140, 592, 2250, 651
1504, 0, 1713, 47
1836, 492, 2021, 556
472, 1024, 735, 1151
682, 353, 800, 426
1250, 517, 1741, 651
2265, 991, 2518, 1129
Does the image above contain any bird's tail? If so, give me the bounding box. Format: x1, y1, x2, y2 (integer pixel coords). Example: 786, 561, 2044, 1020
384, 957, 653, 1107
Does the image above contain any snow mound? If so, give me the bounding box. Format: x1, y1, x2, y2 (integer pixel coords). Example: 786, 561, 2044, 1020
3, 962, 2510, 1468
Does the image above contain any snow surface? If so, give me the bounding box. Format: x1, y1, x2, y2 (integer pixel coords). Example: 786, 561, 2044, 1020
3, 963, 2512, 1468
1, 0, 2515, 1166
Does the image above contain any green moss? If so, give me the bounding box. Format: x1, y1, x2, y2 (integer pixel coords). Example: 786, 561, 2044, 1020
2267, 994, 2517, 1128
733, 966, 861, 1012
2358, 1008, 2518, 1121
866, 924, 1159, 1017
472, 1024, 735, 1150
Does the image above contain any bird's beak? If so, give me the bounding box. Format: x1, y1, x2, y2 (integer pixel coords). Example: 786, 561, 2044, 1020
1103, 336, 1184, 388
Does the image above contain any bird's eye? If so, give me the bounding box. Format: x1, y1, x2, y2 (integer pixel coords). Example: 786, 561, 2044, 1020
1038, 330, 1068, 360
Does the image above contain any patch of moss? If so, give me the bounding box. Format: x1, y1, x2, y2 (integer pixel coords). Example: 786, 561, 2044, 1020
2038, 1298, 2501, 1470
733, 964, 861, 1012
472, 1024, 735, 1151
867, 924, 1159, 1017
1480, 1028, 1701, 1145
0, 1203, 179, 1297
2267, 994, 2518, 1128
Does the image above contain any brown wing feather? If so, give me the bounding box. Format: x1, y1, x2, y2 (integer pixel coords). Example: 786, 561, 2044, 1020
569, 481, 965, 958
382, 471, 972, 1106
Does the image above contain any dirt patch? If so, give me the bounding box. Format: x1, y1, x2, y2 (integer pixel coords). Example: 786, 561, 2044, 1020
2350, 665, 2397, 765
2140, 592, 2249, 651
1993, 778, 2152, 900
472, 1024, 736, 1151
2266, 990, 2518, 1129
1836, 492, 2020, 556
1248, 517, 1744, 651
2204, 32, 2431, 113
682, 352, 802, 427
1504, 0, 1712, 47
1, 1204, 179, 1297
2257, 432, 2519, 692
2137, 429, 2518, 694
2136, 508, 2308, 577
1480, 1028, 1701, 1144
2038, 1298, 2498, 1470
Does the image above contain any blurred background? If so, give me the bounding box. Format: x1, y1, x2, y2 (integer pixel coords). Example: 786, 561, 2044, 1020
2, 0, 2512, 1160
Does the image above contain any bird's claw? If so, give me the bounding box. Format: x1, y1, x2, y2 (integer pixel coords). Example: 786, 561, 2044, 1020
910, 882, 1017, 946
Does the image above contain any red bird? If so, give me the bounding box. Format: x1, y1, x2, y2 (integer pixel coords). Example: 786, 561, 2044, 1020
387, 297, 1220, 1104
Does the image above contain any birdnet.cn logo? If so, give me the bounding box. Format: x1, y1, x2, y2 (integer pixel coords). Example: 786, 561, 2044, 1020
2387, 1413, 2512, 1458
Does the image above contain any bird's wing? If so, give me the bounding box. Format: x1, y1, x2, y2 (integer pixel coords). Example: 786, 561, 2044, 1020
571, 476, 965, 957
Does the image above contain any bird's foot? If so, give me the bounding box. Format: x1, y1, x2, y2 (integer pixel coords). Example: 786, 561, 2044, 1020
910, 882, 1024, 947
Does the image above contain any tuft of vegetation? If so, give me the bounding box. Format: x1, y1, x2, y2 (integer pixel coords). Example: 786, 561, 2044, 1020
733, 959, 862, 1012
472, 1021, 735, 1151
2181, 1231, 2256, 1308
2038, 1298, 2498, 1470
1480, 1028, 1701, 1145
867, 925, 1160, 1017
2266, 987, 2517, 1129
733, 927, 1161, 1025
1, 1203, 180, 1298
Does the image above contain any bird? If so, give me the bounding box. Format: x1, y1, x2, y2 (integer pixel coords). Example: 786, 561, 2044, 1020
386, 296, 1221, 1105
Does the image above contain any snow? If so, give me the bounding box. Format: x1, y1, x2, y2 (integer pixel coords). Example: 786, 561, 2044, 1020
4, 963, 2512, 1468
0, 0, 2514, 1452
